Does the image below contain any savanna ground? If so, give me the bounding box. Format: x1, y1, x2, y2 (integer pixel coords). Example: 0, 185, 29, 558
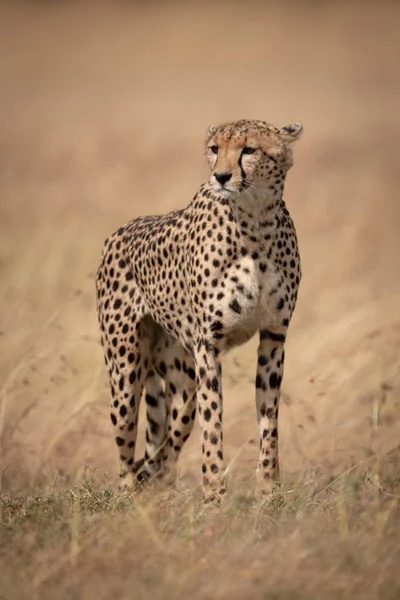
1, 2, 400, 598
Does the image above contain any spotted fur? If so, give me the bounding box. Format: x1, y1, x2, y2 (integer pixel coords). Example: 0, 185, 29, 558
96, 119, 303, 502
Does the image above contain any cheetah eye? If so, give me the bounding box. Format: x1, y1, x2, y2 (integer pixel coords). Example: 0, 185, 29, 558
242, 147, 257, 155
209, 145, 219, 155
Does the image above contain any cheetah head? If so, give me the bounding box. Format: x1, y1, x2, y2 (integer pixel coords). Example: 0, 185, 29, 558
206, 119, 302, 197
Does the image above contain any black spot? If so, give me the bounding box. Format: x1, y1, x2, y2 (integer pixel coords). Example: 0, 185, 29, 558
120, 405, 127, 418
260, 330, 286, 343
229, 299, 242, 314
258, 355, 268, 366
204, 408, 211, 422
110, 413, 117, 426
211, 377, 219, 392
211, 321, 223, 332
115, 437, 125, 446
256, 375, 264, 389
269, 372, 279, 389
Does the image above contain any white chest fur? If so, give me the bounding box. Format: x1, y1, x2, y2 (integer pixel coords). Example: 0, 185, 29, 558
215, 256, 282, 350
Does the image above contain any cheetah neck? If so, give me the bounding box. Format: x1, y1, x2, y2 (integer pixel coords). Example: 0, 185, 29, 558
229, 184, 284, 244
236, 189, 280, 214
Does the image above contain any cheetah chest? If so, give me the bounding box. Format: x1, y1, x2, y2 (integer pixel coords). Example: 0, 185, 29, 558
214, 256, 283, 350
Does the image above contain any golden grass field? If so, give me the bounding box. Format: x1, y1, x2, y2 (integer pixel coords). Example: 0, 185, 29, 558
1, 2, 400, 598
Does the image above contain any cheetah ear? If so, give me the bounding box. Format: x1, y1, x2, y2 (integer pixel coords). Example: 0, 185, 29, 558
207, 125, 219, 140
278, 122, 303, 142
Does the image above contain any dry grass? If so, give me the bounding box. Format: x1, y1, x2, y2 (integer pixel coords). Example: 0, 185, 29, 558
1, 1, 400, 598
1, 462, 400, 600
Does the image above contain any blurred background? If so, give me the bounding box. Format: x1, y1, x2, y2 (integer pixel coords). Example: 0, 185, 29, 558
1, 0, 399, 492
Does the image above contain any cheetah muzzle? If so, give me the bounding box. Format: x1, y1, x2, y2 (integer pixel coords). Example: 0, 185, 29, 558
96, 119, 303, 503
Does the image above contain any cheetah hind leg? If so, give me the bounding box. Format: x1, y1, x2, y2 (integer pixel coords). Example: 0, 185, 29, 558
134, 368, 168, 483
138, 368, 198, 487
102, 322, 150, 492
156, 346, 197, 486
137, 343, 197, 487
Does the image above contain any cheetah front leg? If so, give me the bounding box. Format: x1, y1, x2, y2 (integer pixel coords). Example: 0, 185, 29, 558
255, 327, 286, 494
195, 341, 226, 503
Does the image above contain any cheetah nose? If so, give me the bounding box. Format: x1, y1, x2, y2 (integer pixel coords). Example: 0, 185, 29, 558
214, 172, 232, 185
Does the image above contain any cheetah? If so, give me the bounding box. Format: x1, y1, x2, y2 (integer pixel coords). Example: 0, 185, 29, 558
96, 119, 302, 502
